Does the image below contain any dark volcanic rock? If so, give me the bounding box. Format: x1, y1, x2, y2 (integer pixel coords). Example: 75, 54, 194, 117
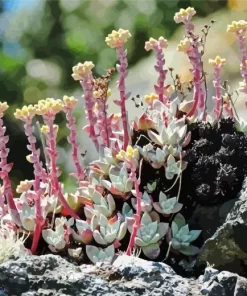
199, 267, 247, 296
197, 178, 247, 275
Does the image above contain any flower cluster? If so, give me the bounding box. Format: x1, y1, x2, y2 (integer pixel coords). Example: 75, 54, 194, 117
0, 7, 246, 267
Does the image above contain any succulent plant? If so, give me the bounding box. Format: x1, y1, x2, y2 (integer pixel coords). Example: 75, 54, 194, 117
133, 212, 169, 259
131, 191, 152, 213
19, 203, 37, 232
86, 244, 115, 265
171, 213, 201, 256
153, 192, 183, 215
139, 143, 169, 169
42, 218, 67, 252
101, 164, 133, 196
91, 214, 127, 246
148, 117, 188, 147
165, 154, 187, 180
235, 117, 247, 133
90, 147, 117, 176
146, 181, 157, 193
70, 218, 93, 244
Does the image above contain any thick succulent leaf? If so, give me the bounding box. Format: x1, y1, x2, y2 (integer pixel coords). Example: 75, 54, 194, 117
107, 194, 116, 214
159, 191, 167, 203
101, 180, 112, 191
147, 130, 163, 146
94, 205, 110, 217
142, 243, 160, 259
173, 213, 186, 229
135, 237, 147, 247
187, 230, 202, 243
122, 202, 133, 218
167, 154, 175, 166
157, 222, 169, 238
179, 245, 200, 256
153, 202, 163, 213
171, 238, 181, 250
177, 224, 190, 238
117, 221, 127, 241
86, 245, 99, 264
93, 230, 107, 245
104, 231, 118, 244
99, 214, 108, 227
171, 221, 179, 236
76, 220, 90, 232
149, 233, 162, 244
141, 212, 153, 225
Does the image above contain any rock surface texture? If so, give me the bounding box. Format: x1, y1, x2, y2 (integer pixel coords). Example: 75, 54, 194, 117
197, 178, 247, 275
0, 254, 247, 296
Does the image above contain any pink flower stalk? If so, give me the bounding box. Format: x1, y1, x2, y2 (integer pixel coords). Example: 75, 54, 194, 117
0, 103, 21, 226
24, 119, 45, 254
15, 104, 47, 254
80, 76, 99, 151
175, 8, 206, 118
227, 21, 247, 94
63, 96, 85, 182
44, 116, 80, 220
72, 61, 99, 151
36, 98, 80, 220
126, 159, 143, 256
105, 29, 132, 151
116, 145, 142, 256
145, 37, 169, 105
95, 100, 111, 148
209, 56, 226, 120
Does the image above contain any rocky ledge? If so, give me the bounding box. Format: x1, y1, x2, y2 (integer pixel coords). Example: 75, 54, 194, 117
0, 254, 246, 296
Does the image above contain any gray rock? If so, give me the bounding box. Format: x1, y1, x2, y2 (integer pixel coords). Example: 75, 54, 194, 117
200, 268, 247, 296
197, 178, 247, 274
0, 254, 196, 296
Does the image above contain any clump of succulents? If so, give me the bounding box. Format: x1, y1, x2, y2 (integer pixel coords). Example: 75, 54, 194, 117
0, 7, 247, 269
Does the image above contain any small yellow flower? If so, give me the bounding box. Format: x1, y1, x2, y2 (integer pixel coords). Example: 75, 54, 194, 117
63, 95, 78, 109
72, 61, 95, 81
105, 29, 131, 48
0, 102, 9, 114
93, 90, 100, 98
174, 7, 196, 24
177, 38, 193, 53
227, 20, 247, 34
116, 145, 139, 162
14, 104, 36, 121
41, 125, 49, 134
144, 37, 168, 51
35, 98, 64, 116
16, 180, 33, 194
208, 56, 226, 67
107, 88, 112, 97
144, 93, 158, 105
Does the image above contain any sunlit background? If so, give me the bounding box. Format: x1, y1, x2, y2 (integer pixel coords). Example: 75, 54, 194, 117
0, 0, 246, 191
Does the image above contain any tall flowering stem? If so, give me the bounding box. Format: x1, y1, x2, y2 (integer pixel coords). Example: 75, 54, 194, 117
175, 8, 205, 118
145, 37, 169, 105
227, 20, 247, 94
15, 105, 46, 254
209, 56, 226, 120
106, 29, 132, 151
36, 99, 80, 220
116, 146, 142, 256
72, 62, 99, 152
0, 103, 21, 226
63, 96, 85, 182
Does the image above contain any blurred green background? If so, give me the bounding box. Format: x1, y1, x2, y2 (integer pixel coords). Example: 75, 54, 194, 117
1, 0, 245, 191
